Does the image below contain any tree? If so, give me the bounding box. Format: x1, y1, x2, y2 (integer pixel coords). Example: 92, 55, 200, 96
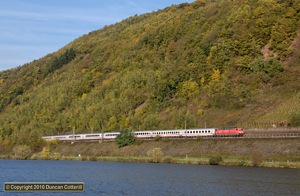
44, 48, 76, 77
115, 129, 136, 148
178, 79, 200, 101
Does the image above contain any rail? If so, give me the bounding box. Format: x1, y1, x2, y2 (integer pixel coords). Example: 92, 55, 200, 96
243, 133, 300, 138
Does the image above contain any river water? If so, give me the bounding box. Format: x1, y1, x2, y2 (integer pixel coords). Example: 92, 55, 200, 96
0, 160, 299, 195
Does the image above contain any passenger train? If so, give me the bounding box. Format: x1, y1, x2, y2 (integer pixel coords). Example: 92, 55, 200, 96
42, 128, 244, 141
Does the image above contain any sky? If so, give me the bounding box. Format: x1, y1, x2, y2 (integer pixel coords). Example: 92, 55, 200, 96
0, 0, 195, 71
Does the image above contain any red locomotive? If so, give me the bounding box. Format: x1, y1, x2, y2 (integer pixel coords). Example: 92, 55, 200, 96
215, 128, 244, 136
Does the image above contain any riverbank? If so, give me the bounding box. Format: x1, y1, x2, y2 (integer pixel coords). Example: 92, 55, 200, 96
1, 137, 299, 168
56, 155, 300, 168
38, 137, 300, 168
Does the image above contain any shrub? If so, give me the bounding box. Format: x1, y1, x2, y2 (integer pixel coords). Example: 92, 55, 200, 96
115, 129, 136, 148
13, 145, 32, 159
41, 147, 50, 160
147, 148, 164, 163
52, 153, 61, 160
47, 139, 60, 150
209, 156, 223, 165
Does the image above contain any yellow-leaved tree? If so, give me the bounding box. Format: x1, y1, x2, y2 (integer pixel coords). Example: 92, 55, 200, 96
178, 79, 200, 102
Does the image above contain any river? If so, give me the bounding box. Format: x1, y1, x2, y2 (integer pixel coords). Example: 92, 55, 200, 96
0, 160, 299, 195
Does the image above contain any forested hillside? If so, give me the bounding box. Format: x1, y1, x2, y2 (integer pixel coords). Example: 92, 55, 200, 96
1, 0, 300, 145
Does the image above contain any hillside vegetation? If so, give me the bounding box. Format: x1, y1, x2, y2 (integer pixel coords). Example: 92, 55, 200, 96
1, 0, 300, 147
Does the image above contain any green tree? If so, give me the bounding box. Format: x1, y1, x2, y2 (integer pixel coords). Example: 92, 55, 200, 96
248, 58, 284, 84
115, 129, 136, 148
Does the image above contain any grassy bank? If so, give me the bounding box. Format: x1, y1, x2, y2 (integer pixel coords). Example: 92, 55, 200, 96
50, 155, 299, 168
1, 138, 299, 168
5, 137, 293, 168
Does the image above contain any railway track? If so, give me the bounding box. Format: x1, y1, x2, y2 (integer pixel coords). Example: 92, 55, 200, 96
243, 132, 300, 138
191, 133, 300, 139
67, 133, 300, 143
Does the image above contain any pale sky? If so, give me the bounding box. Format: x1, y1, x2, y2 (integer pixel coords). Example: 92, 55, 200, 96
0, 0, 195, 71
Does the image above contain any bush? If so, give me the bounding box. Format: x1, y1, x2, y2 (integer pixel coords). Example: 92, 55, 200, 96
41, 147, 50, 160
209, 156, 223, 165
52, 152, 61, 160
147, 148, 164, 163
47, 139, 60, 150
115, 129, 136, 148
13, 145, 32, 159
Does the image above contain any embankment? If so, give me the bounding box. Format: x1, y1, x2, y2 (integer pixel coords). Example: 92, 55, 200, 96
50, 138, 300, 168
